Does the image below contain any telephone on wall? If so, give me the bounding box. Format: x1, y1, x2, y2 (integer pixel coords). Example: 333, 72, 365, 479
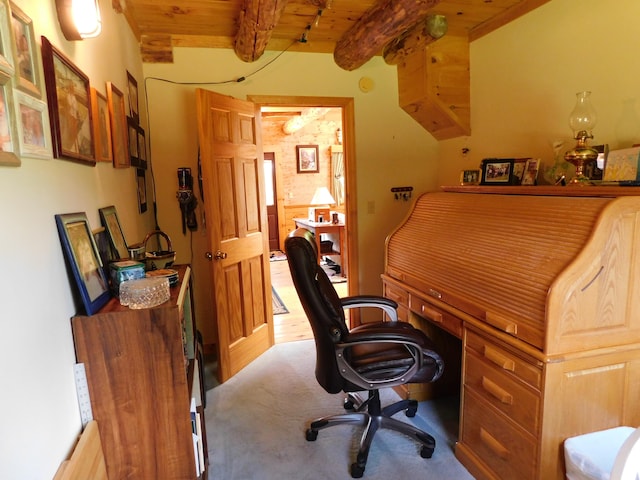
177, 167, 198, 233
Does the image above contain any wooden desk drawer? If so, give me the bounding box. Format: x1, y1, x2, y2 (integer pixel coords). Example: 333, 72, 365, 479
461, 389, 537, 480
383, 282, 409, 307
466, 329, 542, 390
409, 295, 462, 338
465, 350, 540, 433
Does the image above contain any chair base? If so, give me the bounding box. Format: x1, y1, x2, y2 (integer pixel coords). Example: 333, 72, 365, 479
305, 390, 436, 478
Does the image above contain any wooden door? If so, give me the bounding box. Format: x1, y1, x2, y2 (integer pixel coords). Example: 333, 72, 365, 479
195, 89, 274, 382
264, 152, 279, 251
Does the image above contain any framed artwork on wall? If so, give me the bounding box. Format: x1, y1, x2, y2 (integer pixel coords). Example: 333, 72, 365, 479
296, 144, 319, 173
136, 125, 146, 169
0, 74, 19, 165
126, 70, 138, 123
9, 2, 41, 98
55, 212, 111, 315
13, 88, 52, 160
0, 0, 15, 77
136, 168, 147, 213
106, 81, 129, 168
90, 88, 112, 163
127, 115, 138, 164
41, 36, 95, 165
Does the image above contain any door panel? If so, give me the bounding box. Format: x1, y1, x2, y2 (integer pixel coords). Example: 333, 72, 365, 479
196, 88, 274, 382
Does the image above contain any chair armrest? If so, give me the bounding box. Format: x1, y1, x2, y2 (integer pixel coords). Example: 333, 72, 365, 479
340, 295, 398, 322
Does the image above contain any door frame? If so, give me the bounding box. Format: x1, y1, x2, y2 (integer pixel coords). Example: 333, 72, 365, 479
249, 95, 358, 301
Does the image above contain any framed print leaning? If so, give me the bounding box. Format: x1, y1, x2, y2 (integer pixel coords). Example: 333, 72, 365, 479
41, 36, 95, 165
55, 212, 111, 315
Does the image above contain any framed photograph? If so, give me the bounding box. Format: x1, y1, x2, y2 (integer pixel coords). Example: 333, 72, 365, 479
90, 88, 112, 163
603, 146, 640, 182
13, 88, 52, 160
98, 205, 128, 259
0, 0, 15, 77
512, 158, 528, 184
521, 158, 541, 185
480, 158, 515, 185
9, 2, 40, 97
459, 169, 480, 185
127, 115, 138, 164
0, 74, 19, 166
106, 82, 129, 168
126, 70, 138, 123
41, 36, 94, 165
136, 168, 147, 213
55, 212, 111, 315
296, 144, 319, 173
136, 125, 147, 169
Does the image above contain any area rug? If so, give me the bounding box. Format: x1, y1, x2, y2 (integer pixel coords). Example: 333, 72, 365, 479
269, 250, 287, 262
205, 340, 473, 480
272, 286, 289, 315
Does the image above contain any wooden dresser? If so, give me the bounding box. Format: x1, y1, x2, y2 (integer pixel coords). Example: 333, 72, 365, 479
382, 187, 640, 480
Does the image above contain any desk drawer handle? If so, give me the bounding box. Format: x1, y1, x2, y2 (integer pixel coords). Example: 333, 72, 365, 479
480, 428, 509, 459
485, 312, 518, 335
483, 346, 516, 372
420, 304, 443, 323
481, 376, 513, 405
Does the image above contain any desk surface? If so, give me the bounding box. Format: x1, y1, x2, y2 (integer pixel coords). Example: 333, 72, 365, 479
293, 218, 345, 228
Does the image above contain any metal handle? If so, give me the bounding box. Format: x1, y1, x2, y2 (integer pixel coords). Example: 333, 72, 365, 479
214, 250, 228, 260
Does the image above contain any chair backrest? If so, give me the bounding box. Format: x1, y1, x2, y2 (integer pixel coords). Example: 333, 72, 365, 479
285, 228, 349, 394
611, 427, 640, 480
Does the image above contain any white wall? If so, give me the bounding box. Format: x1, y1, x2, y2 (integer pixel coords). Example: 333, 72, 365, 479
438, 0, 640, 185
0, 1, 151, 478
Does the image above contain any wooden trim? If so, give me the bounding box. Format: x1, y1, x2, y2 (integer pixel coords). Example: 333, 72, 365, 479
441, 185, 640, 197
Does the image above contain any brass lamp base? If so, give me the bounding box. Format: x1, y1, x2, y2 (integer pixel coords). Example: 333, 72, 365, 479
564, 131, 598, 185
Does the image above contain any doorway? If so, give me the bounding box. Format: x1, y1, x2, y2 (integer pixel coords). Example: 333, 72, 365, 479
252, 94, 359, 334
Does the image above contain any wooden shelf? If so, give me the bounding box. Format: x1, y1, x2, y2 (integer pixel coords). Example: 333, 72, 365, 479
441, 185, 640, 197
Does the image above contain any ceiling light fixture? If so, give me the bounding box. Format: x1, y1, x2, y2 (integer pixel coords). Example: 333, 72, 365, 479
56, 0, 102, 41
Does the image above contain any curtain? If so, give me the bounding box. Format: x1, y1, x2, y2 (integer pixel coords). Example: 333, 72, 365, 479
332, 151, 345, 206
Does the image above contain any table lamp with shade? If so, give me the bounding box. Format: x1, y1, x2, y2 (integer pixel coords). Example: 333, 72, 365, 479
308, 186, 336, 223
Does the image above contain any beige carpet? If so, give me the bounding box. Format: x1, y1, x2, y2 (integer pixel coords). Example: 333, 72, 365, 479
205, 340, 473, 479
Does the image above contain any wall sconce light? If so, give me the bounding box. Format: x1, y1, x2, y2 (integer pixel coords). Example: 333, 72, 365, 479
56, 0, 102, 41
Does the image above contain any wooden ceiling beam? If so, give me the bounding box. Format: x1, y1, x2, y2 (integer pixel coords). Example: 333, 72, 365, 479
234, 0, 290, 62
383, 14, 447, 65
333, 0, 441, 71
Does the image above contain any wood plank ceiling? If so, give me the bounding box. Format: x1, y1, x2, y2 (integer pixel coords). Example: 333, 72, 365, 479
118, 0, 551, 138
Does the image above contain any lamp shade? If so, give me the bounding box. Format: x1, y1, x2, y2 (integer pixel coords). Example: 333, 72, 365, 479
56, 0, 102, 41
310, 186, 336, 206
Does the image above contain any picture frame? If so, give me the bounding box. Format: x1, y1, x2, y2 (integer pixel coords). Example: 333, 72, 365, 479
603, 146, 640, 182
0, 73, 19, 166
512, 158, 528, 184
41, 36, 95, 165
521, 158, 541, 185
9, 2, 40, 97
459, 169, 480, 185
136, 168, 147, 213
480, 158, 515, 185
136, 124, 147, 169
90, 88, 112, 163
106, 81, 129, 168
55, 212, 111, 315
98, 205, 128, 259
0, 0, 15, 77
126, 70, 139, 123
127, 115, 138, 164
296, 144, 319, 173
13, 88, 52, 160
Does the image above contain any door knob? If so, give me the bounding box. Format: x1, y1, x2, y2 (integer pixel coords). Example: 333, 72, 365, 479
205, 251, 228, 260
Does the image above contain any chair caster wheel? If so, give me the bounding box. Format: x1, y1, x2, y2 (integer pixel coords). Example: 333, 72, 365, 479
405, 406, 417, 417
420, 445, 434, 458
350, 462, 365, 478
306, 429, 318, 441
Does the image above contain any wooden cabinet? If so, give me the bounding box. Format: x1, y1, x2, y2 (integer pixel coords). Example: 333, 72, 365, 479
383, 188, 640, 480
72, 265, 207, 480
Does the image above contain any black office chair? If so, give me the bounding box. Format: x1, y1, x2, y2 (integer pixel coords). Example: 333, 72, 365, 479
284, 228, 444, 478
